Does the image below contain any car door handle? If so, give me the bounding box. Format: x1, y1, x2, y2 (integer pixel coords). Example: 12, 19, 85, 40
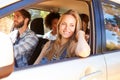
80, 70, 102, 80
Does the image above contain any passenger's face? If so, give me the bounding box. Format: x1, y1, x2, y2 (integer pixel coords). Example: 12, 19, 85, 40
82, 21, 87, 31
59, 15, 76, 39
13, 12, 24, 28
51, 18, 59, 33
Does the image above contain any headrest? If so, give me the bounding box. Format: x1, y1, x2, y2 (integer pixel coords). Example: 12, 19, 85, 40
30, 18, 44, 35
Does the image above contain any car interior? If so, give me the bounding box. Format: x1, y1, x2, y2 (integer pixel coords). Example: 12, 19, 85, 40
28, 0, 91, 65
3, 0, 91, 67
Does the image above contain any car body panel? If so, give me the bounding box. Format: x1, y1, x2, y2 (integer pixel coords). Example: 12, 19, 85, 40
104, 52, 120, 80
4, 56, 106, 80
0, 0, 43, 18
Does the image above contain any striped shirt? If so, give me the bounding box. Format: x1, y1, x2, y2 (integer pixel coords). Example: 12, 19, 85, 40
14, 29, 38, 68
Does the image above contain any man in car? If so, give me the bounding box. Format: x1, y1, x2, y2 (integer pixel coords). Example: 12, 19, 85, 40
10, 9, 39, 68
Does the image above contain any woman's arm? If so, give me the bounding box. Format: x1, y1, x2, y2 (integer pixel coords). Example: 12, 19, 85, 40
34, 41, 51, 65
75, 30, 90, 57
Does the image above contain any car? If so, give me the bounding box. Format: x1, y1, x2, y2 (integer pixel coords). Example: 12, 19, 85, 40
0, 0, 120, 80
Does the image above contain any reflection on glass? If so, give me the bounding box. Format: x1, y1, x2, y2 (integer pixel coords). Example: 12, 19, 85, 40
102, 2, 120, 51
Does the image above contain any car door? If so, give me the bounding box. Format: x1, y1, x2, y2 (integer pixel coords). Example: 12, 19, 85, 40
4, 56, 106, 80
104, 52, 120, 80
101, 1, 120, 80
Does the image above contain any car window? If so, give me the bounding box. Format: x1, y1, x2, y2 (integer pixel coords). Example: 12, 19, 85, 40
1, 0, 91, 69
102, 2, 120, 51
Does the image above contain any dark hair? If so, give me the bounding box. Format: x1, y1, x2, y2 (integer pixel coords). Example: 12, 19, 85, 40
79, 14, 89, 34
18, 9, 31, 25
45, 12, 60, 29
79, 14, 89, 24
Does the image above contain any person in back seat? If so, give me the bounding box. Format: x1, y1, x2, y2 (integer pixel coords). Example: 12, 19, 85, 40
43, 12, 60, 40
79, 14, 90, 42
34, 9, 90, 65
10, 9, 39, 68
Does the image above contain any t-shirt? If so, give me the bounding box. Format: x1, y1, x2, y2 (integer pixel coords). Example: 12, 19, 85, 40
43, 30, 57, 40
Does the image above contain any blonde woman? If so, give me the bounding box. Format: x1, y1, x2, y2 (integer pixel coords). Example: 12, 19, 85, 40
34, 9, 90, 64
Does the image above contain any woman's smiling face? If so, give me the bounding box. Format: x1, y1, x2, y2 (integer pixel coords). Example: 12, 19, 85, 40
59, 15, 76, 39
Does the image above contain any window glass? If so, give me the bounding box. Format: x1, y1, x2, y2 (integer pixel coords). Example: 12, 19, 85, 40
102, 2, 120, 51
28, 9, 49, 20
2, 9, 50, 34
28, 9, 50, 33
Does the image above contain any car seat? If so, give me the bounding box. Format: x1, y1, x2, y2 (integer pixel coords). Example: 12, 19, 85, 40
30, 18, 44, 35
28, 18, 48, 65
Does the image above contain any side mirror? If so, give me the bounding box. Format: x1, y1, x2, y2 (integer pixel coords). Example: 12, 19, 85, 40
0, 32, 14, 79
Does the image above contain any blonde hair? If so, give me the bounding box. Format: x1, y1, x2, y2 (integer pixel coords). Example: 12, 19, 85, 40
45, 9, 82, 60
57, 9, 81, 41
0, 17, 13, 34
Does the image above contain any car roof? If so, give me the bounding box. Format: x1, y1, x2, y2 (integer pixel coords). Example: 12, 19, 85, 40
0, 0, 90, 18
0, 0, 43, 18
30, 0, 90, 14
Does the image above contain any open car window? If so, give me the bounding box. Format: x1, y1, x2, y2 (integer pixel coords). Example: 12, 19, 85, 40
1, 0, 92, 69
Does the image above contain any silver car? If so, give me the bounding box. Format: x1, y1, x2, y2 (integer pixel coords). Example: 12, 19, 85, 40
0, 0, 120, 80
